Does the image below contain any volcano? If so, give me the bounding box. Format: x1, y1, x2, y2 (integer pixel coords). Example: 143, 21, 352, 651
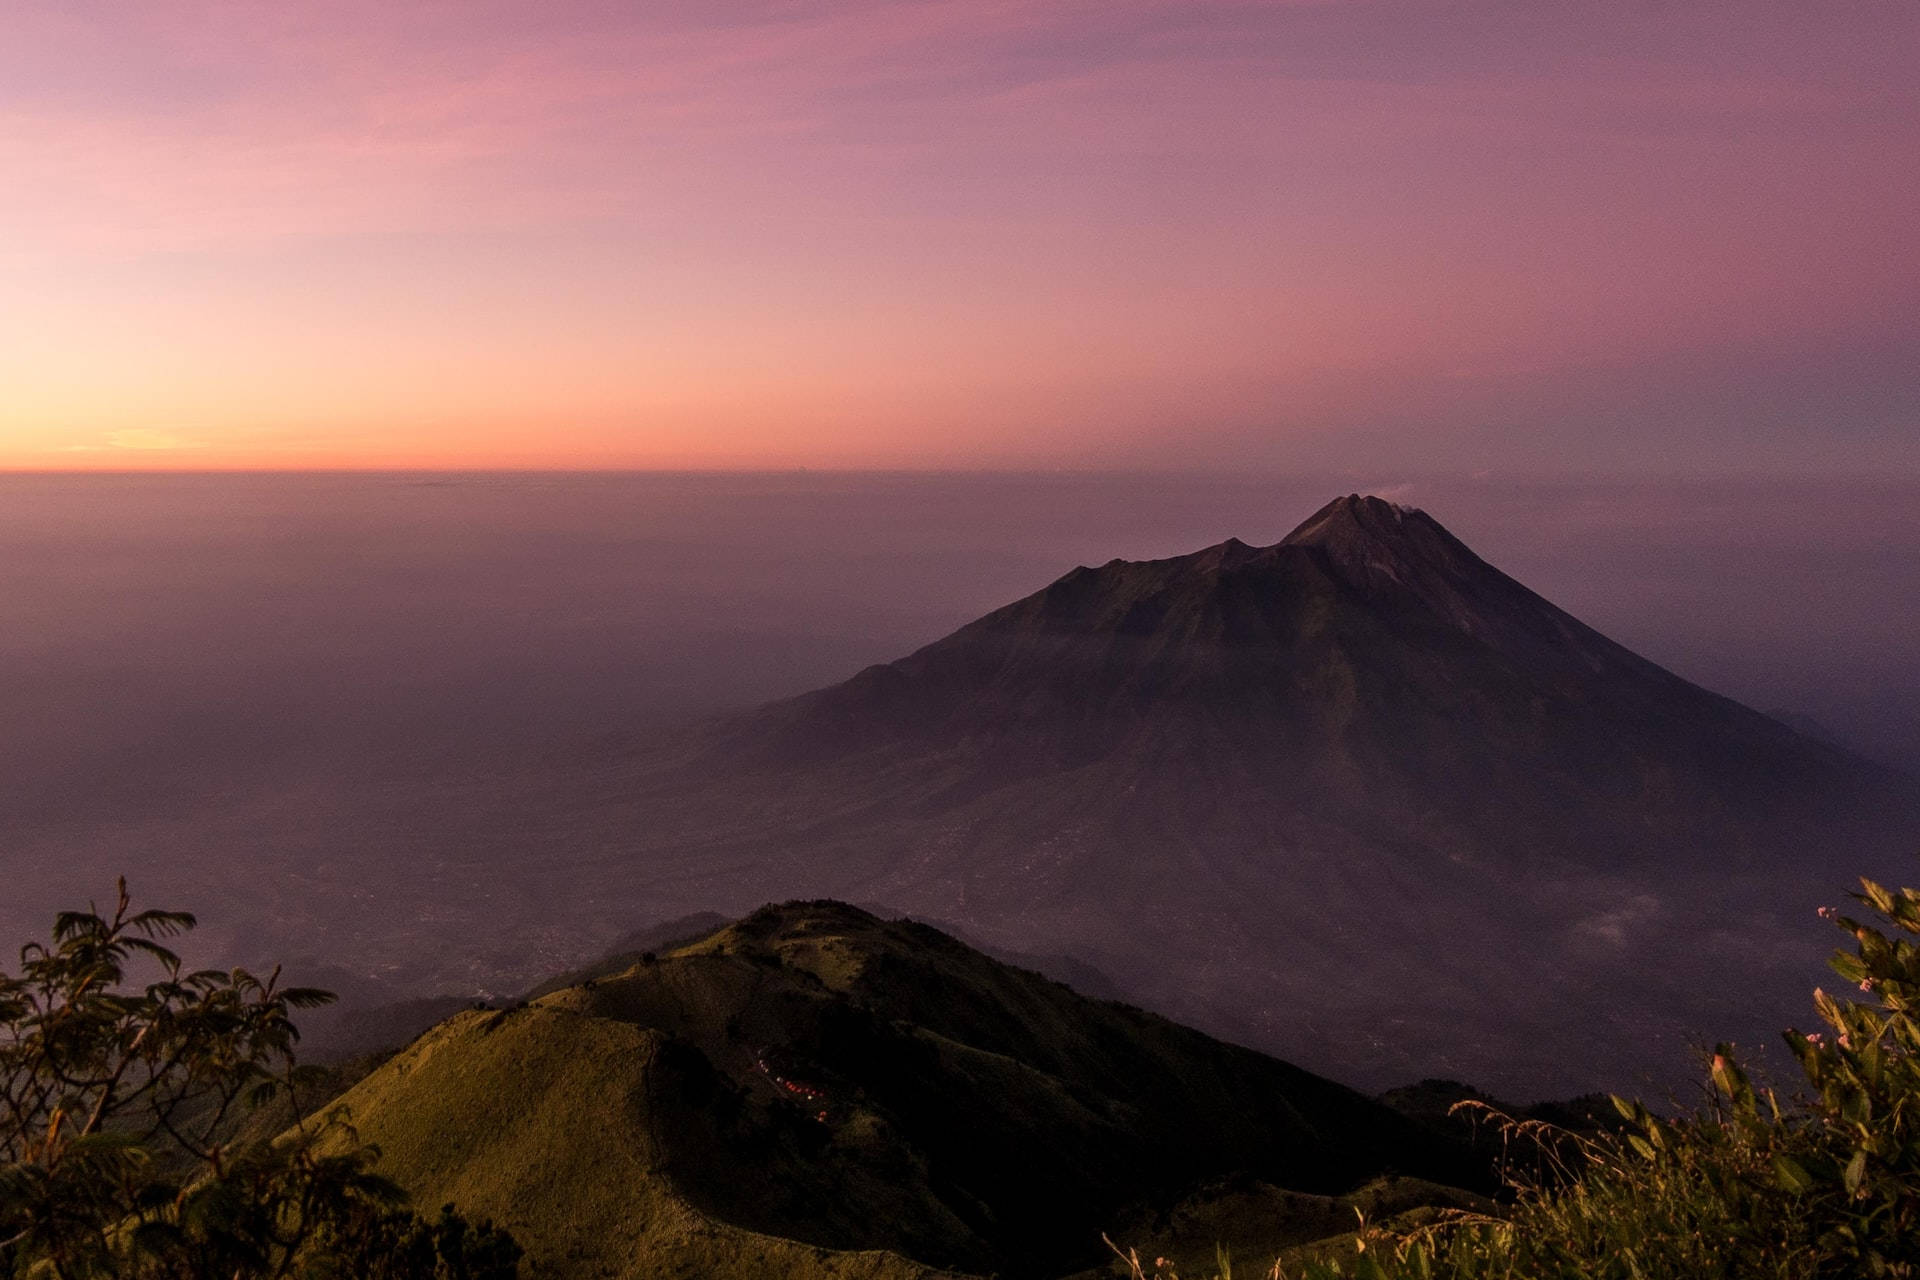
553, 496, 1916, 1096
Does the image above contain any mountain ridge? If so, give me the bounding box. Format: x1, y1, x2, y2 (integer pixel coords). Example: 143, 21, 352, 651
312, 898, 1483, 1279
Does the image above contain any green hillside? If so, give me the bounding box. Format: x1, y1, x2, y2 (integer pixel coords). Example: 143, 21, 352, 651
314, 901, 1479, 1279
315, 1002, 960, 1279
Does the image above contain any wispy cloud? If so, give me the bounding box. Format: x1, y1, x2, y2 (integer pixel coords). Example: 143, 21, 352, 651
106, 429, 208, 451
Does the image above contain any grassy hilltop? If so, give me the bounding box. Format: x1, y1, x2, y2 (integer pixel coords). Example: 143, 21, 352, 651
314, 901, 1479, 1279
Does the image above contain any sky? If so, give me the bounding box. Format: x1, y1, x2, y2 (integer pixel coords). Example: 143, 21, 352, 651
1, 1, 1915, 472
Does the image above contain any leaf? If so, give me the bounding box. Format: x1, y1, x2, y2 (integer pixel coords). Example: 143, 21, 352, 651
1844, 1148, 1869, 1195
1353, 1254, 1391, 1280
121, 936, 184, 968
1774, 1153, 1816, 1195
1830, 952, 1870, 984
281, 987, 338, 1009
1709, 1044, 1753, 1107
1861, 879, 1897, 915
128, 908, 197, 938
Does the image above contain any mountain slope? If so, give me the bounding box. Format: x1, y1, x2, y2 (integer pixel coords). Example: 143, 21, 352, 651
697, 494, 1885, 862
533, 495, 1916, 1095
316, 901, 1477, 1279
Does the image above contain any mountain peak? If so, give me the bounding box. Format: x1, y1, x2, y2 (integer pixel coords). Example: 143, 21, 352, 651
1282, 493, 1430, 550
1273, 493, 1483, 592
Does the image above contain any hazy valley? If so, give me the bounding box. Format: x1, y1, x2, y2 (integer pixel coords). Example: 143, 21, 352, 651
12, 3, 1919, 1272
7, 474, 1920, 1278
5, 474, 1919, 1098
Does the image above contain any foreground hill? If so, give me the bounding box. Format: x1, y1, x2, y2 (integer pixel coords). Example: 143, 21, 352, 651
540, 494, 1916, 1094
319, 901, 1476, 1279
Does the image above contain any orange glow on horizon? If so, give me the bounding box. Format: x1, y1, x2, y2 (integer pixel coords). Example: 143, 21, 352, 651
2, 2, 1914, 474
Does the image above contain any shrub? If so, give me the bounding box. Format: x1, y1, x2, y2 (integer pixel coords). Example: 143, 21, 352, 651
0, 879, 518, 1279
1281, 876, 1920, 1280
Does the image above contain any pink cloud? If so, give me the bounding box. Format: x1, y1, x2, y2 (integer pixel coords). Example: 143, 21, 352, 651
0, 1, 1914, 470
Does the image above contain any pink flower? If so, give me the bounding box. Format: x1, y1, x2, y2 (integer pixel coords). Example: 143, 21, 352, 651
1818, 906, 1837, 919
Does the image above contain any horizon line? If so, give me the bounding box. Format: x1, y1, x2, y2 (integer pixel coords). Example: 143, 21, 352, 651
2, 465, 1918, 485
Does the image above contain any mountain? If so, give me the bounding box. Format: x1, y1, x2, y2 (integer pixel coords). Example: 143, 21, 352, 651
315, 901, 1481, 1279
698, 493, 1889, 847
532, 495, 1917, 1095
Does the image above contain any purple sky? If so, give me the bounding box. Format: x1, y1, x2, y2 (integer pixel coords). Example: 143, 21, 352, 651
1, 1, 1915, 471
